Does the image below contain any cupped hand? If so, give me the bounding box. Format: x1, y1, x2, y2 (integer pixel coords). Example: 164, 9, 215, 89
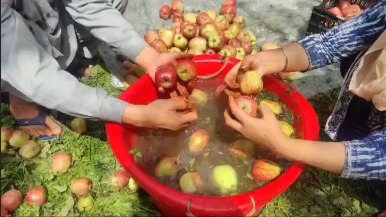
140, 97, 198, 130
223, 96, 286, 150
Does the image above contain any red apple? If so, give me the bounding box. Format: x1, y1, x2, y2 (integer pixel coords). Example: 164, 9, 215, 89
111, 170, 131, 189
229, 38, 242, 48
173, 12, 183, 22
144, 31, 159, 45
251, 159, 281, 182
171, 0, 184, 14
188, 36, 207, 51
208, 35, 224, 51
25, 185, 47, 206
1, 207, 8, 217
52, 152, 72, 174
184, 13, 197, 23
232, 15, 245, 29
221, 30, 233, 43
219, 45, 236, 57
342, 4, 362, 19
214, 15, 230, 31
205, 48, 216, 54
200, 23, 218, 39
188, 129, 209, 155
197, 12, 213, 26
158, 28, 175, 48
70, 178, 92, 196
1, 189, 23, 212
242, 41, 253, 54
176, 60, 198, 82
239, 70, 263, 95
206, 9, 217, 21
173, 20, 183, 33
155, 156, 179, 177
159, 5, 171, 20
151, 39, 168, 53
235, 96, 258, 117
182, 23, 197, 40
219, 4, 237, 19
173, 33, 188, 49
155, 64, 178, 93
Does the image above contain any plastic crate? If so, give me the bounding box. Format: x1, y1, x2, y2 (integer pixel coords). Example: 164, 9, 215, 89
305, 0, 379, 36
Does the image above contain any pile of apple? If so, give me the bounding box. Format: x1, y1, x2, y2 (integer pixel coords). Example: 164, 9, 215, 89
1, 127, 139, 215
327, 0, 364, 20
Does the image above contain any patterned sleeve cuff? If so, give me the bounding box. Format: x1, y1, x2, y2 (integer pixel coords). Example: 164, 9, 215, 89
297, 34, 330, 70
341, 131, 386, 180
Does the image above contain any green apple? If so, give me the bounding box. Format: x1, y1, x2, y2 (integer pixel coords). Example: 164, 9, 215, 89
19, 140, 41, 159
173, 33, 188, 49
208, 35, 224, 51
158, 28, 175, 48
188, 36, 207, 51
9, 130, 30, 148
199, 23, 218, 39
235, 47, 246, 60
183, 13, 197, 23
1, 141, 8, 154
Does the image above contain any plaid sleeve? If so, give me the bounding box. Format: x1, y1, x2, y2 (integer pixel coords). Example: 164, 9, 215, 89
341, 130, 386, 180
297, 0, 386, 70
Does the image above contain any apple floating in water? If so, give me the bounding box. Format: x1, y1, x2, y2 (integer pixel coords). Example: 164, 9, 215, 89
179, 172, 202, 194
251, 159, 282, 182
188, 89, 208, 108
279, 121, 295, 137
211, 164, 238, 195
260, 99, 283, 115
155, 156, 179, 177
188, 129, 210, 156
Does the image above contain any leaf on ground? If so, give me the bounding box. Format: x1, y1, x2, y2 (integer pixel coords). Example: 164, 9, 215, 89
58, 194, 75, 217
52, 184, 68, 193
39, 143, 51, 158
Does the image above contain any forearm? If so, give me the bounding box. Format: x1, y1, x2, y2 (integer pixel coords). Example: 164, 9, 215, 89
275, 137, 345, 174
258, 42, 310, 75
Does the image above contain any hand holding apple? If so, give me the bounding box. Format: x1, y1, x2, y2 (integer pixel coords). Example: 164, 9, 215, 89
224, 96, 286, 150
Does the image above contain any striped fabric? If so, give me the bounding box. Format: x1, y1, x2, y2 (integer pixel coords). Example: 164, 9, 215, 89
298, 0, 386, 180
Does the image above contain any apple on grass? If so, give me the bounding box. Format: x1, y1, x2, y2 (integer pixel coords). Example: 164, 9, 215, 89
173, 33, 188, 49
159, 5, 171, 20
208, 35, 224, 52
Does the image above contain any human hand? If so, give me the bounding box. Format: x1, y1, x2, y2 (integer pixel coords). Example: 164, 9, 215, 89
223, 96, 287, 150
123, 97, 198, 131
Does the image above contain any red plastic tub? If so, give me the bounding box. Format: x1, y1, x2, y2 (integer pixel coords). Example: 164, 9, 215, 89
106, 54, 320, 217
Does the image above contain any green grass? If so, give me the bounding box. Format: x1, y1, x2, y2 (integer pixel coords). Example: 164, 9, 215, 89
1, 64, 384, 217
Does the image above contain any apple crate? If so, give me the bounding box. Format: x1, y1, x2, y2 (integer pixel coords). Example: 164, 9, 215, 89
305, 0, 379, 36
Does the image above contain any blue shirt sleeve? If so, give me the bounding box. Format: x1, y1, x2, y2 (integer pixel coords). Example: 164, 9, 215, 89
341, 130, 386, 180
298, 0, 386, 70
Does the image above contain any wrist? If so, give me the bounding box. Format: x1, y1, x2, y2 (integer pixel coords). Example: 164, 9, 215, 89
270, 135, 295, 160
122, 104, 147, 127
135, 47, 160, 76
255, 49, 288, 75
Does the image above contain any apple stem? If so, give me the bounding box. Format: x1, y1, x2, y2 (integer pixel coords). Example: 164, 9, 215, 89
197, 57, 229, 80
